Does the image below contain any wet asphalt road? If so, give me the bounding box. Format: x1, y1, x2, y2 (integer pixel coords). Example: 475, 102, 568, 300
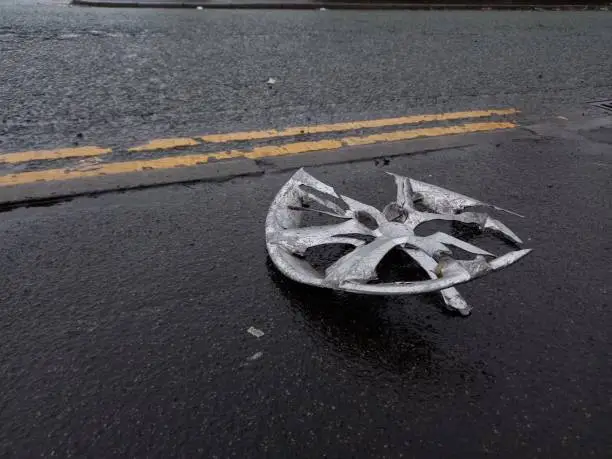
1, 126, 611, 457
1, 1, 612, 456
1, 1, 612, 154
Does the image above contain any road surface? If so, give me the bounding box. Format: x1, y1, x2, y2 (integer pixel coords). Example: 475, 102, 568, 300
2, 116, 612, 457
1, 1, 611, 156
1, 1, 612, 457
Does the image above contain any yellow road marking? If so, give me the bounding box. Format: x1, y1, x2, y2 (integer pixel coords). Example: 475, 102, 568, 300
128, 137, 199, 152
241, 140, 343, 159
198, 109, 519, 143
0, 146, 112, 165
342, 122, 516, 146
0, 152, 241, 187
0, 121, 515, 188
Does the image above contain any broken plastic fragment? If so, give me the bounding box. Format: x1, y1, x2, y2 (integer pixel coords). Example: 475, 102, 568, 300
265, 168, 532, 315
247, 326, 264, 338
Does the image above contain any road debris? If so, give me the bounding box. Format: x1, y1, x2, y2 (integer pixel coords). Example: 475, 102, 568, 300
266, 78, 277, 85
247, 352, 263, 361
247, 326, 264, 338
265, 168, 532, 315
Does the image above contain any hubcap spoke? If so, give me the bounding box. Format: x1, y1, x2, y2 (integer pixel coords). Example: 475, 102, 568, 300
269, 219, 372, 255
325, 236, 408, 285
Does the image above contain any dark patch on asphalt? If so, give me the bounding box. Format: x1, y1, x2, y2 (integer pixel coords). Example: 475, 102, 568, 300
0, 195, 74, 213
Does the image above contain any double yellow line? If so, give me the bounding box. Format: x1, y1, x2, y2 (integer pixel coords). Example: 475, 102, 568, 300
0, 109, 517, 187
